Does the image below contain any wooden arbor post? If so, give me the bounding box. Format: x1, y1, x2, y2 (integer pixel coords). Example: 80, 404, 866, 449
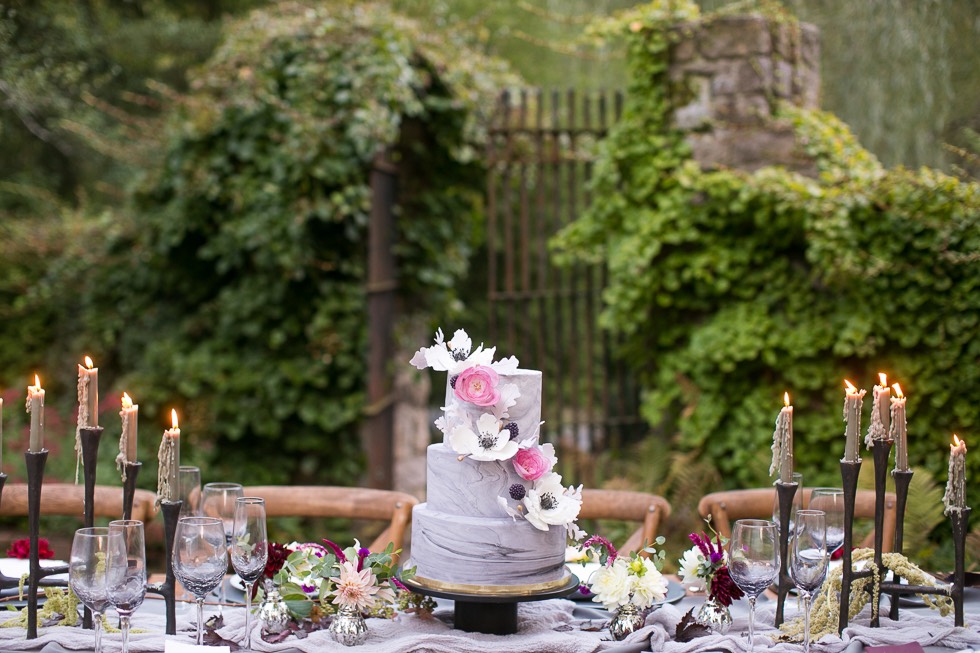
362, 150, 398, 489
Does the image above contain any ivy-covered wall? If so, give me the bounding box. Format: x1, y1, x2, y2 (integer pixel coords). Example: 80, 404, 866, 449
555, 0, 980, 511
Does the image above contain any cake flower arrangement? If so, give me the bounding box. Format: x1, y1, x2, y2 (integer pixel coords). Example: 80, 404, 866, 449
411, 328, 584, 539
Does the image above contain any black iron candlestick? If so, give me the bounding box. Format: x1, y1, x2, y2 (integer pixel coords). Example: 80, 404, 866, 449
146, 499, 182, 635
121, 461, 142, 521
773, 479, 799, 627
888, 467, 913, 621
837, 439, 969, 632
79, 426, 103, 630
26, 450, 70, 640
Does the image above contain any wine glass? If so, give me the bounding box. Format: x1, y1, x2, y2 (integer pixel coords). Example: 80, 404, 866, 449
231, 497, 269, 646
201, 482, 243, 611
173, 516, 228, 645
179, 466, 202, 518
790, 510, 829, 653
772, 471, 803, 534
69, 527, 112, 653
808, 488, 845, 556
728, 519, 780, 651
106, 520, 147, 653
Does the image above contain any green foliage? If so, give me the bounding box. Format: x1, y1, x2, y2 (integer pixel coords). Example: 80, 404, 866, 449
553, 0, 980, 513
88, 2, 516, 484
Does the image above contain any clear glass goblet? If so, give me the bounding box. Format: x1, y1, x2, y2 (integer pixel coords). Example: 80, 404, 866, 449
728, 519, 780, 651
179, 466, 202, 519
791, 509, 829, 653
69, 527, 112, 653
201, 482, 243, 611
231, 497, 269, 647
173, 516, 228, 645
106, 520, 147, 653
808, 488, 845, 556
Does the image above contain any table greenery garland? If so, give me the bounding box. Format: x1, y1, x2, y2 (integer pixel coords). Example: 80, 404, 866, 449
779, 548, 953, 643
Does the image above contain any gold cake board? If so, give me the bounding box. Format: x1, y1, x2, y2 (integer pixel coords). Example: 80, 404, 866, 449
403, 564, 580, 635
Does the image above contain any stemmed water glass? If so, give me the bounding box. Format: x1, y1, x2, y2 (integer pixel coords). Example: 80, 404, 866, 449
173, 516, 228, 645
106, 520, 147, 653
201, 482, 243, 610
728, 519, 780, 651
809, 488, 844, 557
69, 527, 112, 653
790, 509, 829, 653
179, 466, 203, 518
231, 497, 269, 647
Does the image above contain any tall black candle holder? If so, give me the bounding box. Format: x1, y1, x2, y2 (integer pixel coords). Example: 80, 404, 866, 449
25, 450, 70, 640
888, 467, 913, 621
836, 439, 970, 633
79, 426, 103, 630
121, 461, 142, 521
773, 479, 799, 627
146, 499, 182, 635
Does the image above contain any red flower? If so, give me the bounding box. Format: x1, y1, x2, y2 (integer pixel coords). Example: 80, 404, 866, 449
709, 566, 744, 607
7, 538, 55, 560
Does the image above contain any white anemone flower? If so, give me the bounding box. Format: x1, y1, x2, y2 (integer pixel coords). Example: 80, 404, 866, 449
523, 472, 582, 532
410, 328, 521, 376
448, 413, 519, 462
677, 547, 707, 592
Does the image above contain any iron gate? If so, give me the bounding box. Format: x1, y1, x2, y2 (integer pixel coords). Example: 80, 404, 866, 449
486, 88, 645, 483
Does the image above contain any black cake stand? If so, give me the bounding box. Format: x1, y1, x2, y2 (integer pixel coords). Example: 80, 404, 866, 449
404, 570, 580, 635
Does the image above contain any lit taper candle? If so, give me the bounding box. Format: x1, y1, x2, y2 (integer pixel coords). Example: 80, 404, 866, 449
157, 409, 180, 503
843, 379, 866, 463
890, 384, 908, 472
770, 392, 794, 484
26, 374, 45, 453
865, 372, 891, 449
116, 392, 139, 481
942, 435, 968, 515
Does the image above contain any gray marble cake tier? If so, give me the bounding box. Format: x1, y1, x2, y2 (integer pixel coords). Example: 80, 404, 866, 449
425, 443, 527, 518
442, 369, 542, 446
411, 502, 566, 586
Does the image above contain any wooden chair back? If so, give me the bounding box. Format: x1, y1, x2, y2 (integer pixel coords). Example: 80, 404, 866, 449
243, 486, 418, 555
0, 483, 157, 524
697, 487, 897, 551
579, 489, 672, 556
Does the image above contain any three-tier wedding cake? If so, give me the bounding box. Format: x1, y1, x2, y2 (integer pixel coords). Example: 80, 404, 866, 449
409, 329, 583, 590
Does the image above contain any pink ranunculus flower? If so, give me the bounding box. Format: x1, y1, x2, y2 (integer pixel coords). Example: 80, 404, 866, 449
513, 445, 553, 481
454, 365, 501, 407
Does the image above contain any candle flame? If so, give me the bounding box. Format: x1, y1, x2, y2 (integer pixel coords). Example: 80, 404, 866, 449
878, 372, 887, 386
84, 356, 94, 369
892, 383, 903, 398
952, 434, 966, 450
783, 392, 790, 407
33, 374, 41, 389
121, 392, 133, 409
844, 379, 857, 393
171, 409, 179, 430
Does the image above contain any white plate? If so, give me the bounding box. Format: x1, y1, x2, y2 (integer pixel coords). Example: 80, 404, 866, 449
0, 558, 68, 581
228, 573, 246, 592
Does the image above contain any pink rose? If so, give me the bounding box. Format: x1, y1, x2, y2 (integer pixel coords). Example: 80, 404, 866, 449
513, 446, 552, 481
454, 365, 501, 407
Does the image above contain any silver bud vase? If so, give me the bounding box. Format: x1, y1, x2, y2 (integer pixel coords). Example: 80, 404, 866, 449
609, 602, 645, 641
257, 580, 291, 635
694, 594, 732, 635
330, 604, 368, 646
